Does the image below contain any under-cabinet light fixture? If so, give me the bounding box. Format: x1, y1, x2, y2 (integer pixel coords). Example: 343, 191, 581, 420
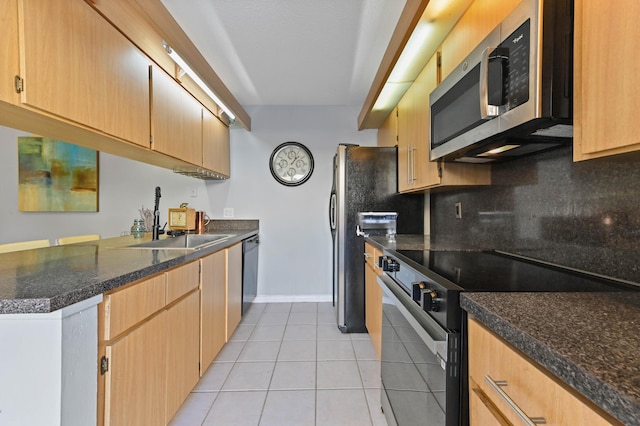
162, 41, 235, 120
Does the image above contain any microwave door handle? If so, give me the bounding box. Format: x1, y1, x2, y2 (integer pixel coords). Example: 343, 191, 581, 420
479, 47, 501, 119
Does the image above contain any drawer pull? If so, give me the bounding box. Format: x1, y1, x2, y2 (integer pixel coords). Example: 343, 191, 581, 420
485, 375, 547, 425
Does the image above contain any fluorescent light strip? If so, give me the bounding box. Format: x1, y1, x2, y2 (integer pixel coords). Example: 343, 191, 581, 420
163, 42, 235, 120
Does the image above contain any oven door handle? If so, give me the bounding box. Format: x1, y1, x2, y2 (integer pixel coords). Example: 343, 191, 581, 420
377, 274, 449, 364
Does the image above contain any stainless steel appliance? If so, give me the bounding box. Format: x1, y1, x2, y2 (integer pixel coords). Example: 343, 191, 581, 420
377, 249, 637, 426
242, 235, 259, 315
430, 0, 574, 163
329, 144, 423, 333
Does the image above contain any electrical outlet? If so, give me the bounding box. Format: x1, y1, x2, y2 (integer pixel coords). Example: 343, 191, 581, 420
223, 208, 234, 218
455, 202, 462, 219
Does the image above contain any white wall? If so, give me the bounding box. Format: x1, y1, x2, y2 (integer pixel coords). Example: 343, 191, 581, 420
0, 125, 211, 244
205, 105, 378, 299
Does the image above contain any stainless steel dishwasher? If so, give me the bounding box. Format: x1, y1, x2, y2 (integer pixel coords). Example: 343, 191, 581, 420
242, 235, 259, 315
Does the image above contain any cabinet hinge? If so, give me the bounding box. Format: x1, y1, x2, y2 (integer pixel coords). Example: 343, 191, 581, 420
437, 160, 443, 178
100, 356, 109, 375
14, 75, 24, 93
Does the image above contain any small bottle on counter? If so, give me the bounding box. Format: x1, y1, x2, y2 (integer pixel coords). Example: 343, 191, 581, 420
131, 219, 146, 238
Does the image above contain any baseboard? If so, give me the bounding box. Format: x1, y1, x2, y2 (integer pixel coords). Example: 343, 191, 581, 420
251, 294, 333, 304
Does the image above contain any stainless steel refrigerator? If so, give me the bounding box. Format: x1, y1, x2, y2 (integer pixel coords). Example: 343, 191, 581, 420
329, 144, 423, 332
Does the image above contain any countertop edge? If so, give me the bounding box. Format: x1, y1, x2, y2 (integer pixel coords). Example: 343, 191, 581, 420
461, 293, 639, 425
0, 229, 258, 315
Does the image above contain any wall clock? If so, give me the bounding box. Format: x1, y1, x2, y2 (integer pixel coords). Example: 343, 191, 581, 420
269, 142, 314, 186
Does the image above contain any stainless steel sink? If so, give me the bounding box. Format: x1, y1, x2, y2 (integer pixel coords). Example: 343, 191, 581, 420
123, 234, 232, 250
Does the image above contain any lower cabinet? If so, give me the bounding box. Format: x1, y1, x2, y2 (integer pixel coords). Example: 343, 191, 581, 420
468, 318, 622, 426
98, 242, 247, 424
104, 310, 167, 426
226, 242, 243, 339
199, 242, 243, 375
364, 242, 382, 359
98, 261, 200, 426
200, 249, 227, 374
165, 291, 200, 421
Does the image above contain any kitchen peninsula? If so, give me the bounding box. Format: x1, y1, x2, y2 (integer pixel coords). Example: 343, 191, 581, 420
0, 221, 257, 426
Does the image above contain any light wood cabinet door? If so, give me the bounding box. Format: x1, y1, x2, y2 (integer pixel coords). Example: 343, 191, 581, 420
104, 311, 167, 426
440, 0, 521, 79
166, 260, 200, 305
364, 243, 382, 359
165, 290, 200, 423
397, 86, 414, 192
573, 0, 640, 161
412, 53, 442, 189
102, 274, 166, 340
377, 107, 397, 147
17, 0, 150, 147
1, 0, 20, 105
203, 108, 231, 176
151, 66, 203, 165
200, 250, 227, 374
226, 242, 243, 340
468, 318, 622, 426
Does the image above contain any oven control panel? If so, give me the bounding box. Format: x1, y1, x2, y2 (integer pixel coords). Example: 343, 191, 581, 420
379, 255, 400, 272
380, 251, 458, 331
412, 282, 440, 312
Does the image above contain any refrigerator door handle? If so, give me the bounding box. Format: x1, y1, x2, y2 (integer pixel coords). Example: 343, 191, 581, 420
329, 193, 337, 230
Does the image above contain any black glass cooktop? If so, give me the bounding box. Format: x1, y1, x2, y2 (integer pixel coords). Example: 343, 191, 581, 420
394, 249, 638, 293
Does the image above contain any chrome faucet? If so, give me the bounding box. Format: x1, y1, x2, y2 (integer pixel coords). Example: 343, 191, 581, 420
152, 186, 161, 240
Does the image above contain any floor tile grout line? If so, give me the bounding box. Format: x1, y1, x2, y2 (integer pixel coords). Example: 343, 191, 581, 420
173, 302, 382, 426
255, 303, 291, 425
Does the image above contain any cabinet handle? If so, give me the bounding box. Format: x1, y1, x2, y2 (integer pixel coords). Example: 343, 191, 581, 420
411, 145, 417, 182
407, 144, 412, 186
485, 375, 547, 425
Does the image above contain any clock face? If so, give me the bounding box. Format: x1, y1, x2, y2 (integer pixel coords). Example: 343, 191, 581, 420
170, 211, 187, 227
269, 142, 314, 186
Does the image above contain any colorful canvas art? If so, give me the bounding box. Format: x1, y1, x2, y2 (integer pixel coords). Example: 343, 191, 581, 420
18, 137, 98, 212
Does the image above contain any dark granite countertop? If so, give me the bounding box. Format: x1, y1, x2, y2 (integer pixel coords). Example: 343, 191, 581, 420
461, 292, 640, 426
0, 220, 258, 314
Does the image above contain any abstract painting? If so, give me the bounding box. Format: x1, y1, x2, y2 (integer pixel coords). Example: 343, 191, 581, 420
18, 137, 98, 212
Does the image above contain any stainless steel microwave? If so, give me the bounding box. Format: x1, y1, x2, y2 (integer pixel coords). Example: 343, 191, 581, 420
429, 0, 573, 163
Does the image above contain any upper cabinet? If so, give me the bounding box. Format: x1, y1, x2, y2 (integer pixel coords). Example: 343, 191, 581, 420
17, 0, 150, 147
377, 107, 397, 148
203, 108, 231, 177
0, 0, 233, 178
397, 57, 438, 192
1, 0, 19, 105
573, 1, 640, 161
151, 66, 203, 166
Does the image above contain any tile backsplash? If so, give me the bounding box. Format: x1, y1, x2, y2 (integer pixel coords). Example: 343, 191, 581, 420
431, 146, 640, 284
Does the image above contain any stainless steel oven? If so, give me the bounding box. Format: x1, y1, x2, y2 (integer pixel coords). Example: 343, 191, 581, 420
378, 266, 460, 426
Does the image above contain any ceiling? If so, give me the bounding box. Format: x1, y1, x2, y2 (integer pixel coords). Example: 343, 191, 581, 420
160, 0, 406, 108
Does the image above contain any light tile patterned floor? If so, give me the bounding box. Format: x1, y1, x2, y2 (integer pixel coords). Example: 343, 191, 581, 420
169, 302, 388, 426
